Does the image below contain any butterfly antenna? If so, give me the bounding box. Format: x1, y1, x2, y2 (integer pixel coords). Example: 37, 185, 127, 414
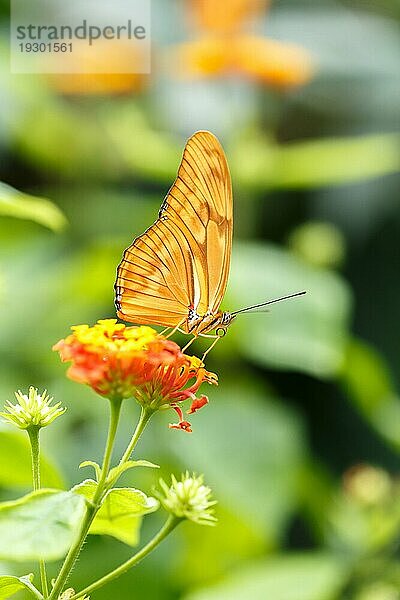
232, 291, 306, 315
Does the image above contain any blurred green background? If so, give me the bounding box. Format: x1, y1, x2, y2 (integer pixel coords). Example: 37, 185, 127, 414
1, 0, 400, 598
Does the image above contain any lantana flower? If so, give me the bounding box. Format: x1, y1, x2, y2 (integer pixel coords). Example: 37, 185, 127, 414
47, 40, 149, 96
53, 319, 217, 432
171, 0, 314, 89
157, 472, 217, 525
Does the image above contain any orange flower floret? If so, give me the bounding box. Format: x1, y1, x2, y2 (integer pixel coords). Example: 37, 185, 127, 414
172, 35, 314, 88
170, 0, 315, 89
53, 319, 217, 431
47, 40, 149, 96
190, 0, 269, 35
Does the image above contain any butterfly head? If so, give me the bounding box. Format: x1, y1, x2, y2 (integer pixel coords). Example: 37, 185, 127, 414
207, 311, 236, 335
220, 311, 235, 328
213, 311, 236, 337
187, 310, 235, 336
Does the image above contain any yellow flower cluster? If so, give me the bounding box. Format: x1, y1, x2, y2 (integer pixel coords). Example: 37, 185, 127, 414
70, 319, 158, 354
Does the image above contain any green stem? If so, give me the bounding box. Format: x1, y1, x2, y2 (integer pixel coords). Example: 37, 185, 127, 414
49, 399, 122, 600
95, 399, 123, 494
118, 406, 153, 466
28, 426, 49, 598
28, 427, 41, 491
70, 516, 180, 600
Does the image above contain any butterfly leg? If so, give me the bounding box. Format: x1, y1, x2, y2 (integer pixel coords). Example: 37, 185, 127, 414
164, 319, 186, 339
201, 335, 221, 361
160, 326, 172, 335
182, 336, 197, 353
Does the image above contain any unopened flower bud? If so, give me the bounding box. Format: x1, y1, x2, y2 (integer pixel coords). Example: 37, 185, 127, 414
157, 472, 217, 525
1, 387, 66, 430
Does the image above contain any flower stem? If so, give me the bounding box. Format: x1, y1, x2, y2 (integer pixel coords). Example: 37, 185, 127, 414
96, 399, 123, 493
118, 406, 153, 466
28, 427, 41, 491
70, 515, 181, 600
49, 398, 123, 600
28, 426, 49, 598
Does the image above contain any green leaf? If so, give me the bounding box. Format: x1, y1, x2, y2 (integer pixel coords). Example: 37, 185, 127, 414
0, 182, 67, 231
79, 460, 102, 482
107, 460, 159, 485
227, 243, 352, 378
184, 553, 348, 600
0, 574, 41, 599
102, 104, 181, 182
0, 490, 86, 561
73, 480, 159, 546
327, 489, 400, 557
171, 380, 305, 551
340, 338, 400, 450
176, 505, 266, 587
0, 430, 64, 489
230, 131, 400, 190
275, 134, 400, 189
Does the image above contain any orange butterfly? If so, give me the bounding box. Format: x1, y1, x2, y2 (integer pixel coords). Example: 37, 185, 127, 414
115, 131, 304, 347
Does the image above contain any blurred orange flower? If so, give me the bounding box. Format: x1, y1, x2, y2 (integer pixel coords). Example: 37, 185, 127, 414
53, 319, 217, 431
46, 40, 149, 96
48, 72, 148, 96
189, 0, 270, 34
171, 0, 314, 89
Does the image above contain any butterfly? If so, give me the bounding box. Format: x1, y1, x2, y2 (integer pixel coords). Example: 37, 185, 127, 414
115, 131, 305, 348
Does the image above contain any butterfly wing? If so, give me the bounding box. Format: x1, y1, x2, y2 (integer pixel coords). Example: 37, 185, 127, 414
115, 130, 233, 330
